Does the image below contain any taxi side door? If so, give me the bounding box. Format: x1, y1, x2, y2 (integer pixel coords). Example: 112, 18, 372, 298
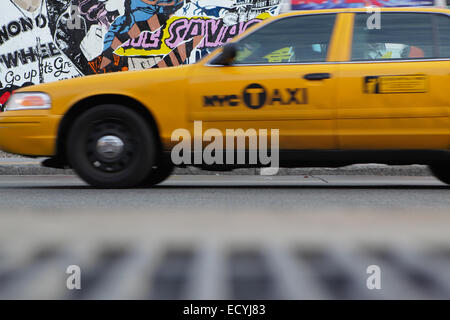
336, 11, 450, 150
187, 13, 340, 150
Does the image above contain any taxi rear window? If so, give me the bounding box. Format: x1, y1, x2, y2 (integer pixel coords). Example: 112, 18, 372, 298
436, 14, 450, 58
351, 13, 439, 61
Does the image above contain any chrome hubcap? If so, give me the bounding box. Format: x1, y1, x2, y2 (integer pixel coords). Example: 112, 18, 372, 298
96, 135, 124, 159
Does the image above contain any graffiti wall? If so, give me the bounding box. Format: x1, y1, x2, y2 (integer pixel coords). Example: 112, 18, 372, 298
290, 0, 435, 10
0, 0, 282, 107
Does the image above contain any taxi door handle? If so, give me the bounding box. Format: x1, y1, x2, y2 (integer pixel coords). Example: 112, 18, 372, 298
303, 73, 331, 80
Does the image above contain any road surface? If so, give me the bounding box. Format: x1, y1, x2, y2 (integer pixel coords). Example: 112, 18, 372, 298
0, 175, 449, 299
0, 175, 447, 212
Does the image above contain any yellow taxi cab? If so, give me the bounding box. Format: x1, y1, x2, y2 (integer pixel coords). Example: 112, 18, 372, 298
1, 7, 450, 188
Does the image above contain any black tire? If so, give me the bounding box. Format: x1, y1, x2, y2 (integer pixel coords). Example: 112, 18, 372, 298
140, 154, 174, 187
429, 164, 450, 185
66, 104, 156, 188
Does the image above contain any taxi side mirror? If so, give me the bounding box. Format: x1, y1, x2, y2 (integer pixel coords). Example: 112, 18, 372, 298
211, 43, 237, 66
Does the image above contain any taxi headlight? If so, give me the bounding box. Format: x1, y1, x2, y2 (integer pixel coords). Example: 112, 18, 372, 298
5, 92, 51, 111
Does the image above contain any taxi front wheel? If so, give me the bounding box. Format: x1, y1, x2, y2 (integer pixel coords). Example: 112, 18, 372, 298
66, 104, 156, 188
429, 164, 450, 185
139, 153, 174, 187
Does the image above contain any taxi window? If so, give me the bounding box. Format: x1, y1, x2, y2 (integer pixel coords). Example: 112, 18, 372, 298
436, 14, 450, 58
234, 14, 336, 65
351, 13, 435, 61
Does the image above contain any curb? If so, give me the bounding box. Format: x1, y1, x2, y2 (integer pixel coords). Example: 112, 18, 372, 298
0, 158, 431, 176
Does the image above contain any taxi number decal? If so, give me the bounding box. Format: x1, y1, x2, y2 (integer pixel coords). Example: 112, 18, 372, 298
364, 75, 427, 94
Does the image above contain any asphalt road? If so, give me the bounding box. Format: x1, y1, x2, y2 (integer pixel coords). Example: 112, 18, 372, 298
0, 175, 449, 299
0, 175, 447, 212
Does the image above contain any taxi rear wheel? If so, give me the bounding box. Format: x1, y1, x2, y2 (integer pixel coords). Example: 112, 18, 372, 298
66, 104, 156, 188
429, 164, 450, 185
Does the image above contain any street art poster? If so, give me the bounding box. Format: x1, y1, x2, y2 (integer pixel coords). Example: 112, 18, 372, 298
0, 0, 282, 108
291, 0, 435, 10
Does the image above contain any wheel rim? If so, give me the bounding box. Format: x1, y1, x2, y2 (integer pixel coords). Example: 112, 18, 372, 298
85, 120, 136, 173
96, 135, 124, 159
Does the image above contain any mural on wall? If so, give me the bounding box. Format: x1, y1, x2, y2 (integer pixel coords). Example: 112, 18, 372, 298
290, 0, 434, 10
0, 0, 282, 108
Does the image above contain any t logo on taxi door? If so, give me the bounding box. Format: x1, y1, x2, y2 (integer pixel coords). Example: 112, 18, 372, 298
243, 83, 267, 109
